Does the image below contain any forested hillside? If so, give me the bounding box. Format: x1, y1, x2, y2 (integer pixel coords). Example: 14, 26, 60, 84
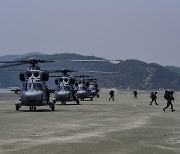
0, 53, 180, 90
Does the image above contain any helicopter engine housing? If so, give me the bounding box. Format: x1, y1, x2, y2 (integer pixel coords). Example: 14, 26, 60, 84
41, 71, 49, 81
19, 72, 25, 81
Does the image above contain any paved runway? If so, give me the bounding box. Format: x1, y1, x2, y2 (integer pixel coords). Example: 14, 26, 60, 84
0, 92, 179, 154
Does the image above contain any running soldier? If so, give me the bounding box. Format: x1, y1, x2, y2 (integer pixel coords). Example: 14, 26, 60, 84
133, 91, 137, 99
163, 90, 175, 112
109, 90, 115, 101
150, 92, 158, 105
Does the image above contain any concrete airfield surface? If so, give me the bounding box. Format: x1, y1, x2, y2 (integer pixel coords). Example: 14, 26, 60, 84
0, 92, 180, 154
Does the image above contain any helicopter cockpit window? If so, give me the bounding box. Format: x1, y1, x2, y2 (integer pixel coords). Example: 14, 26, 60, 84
89, 84, 94, 87
78, 86, 87, 91
89, 86, 94, 90
22, 83, 31, 91
58, 86, 63, 91
83, 87, 87, 91
58, 85, 70, 91
64, 86, 70, 91
33, 83, 42, 91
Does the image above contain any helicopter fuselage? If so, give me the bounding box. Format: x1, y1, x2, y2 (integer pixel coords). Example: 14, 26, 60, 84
21, 89, 45, 106
76, 83, 92, 100
88, 83, 99, 97
53, 77, 79, 104
15, 69, 54, 111
55, 85, 72, 101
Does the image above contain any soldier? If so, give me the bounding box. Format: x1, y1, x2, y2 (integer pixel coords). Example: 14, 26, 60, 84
109, 90, 115, 101
45, 86, 51, 103
150, 92, 158, 105
163, 91, 175, 112
133, 91, 137, 99
72, 86, 79, 105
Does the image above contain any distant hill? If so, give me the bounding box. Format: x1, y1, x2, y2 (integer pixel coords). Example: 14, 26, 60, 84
165, 66, 180, 74
0, 52, 44, 61
115, 60, 180, 90
0, 53, 180, 90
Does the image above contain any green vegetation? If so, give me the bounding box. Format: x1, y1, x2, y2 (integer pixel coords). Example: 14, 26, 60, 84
0, 53, 180, 90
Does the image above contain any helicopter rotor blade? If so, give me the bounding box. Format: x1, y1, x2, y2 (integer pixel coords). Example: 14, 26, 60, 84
0, 58, 54, 64
48, 69, 77, 73
0, 62, 27, 68
53, 59, 122, 62
0, 60, 27, 64
73, 75, 94, 79
0, 58, 55, 69
95, 74, 125, 78
80, 70, 121, 74
7, 69, 26, 72
87, 78, 99, 81
49, 75, 63, 78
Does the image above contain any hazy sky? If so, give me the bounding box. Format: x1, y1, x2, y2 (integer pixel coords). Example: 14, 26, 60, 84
0, 0, 180, 66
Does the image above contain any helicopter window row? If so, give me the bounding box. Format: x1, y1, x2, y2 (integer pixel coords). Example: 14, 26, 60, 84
26, 72, 40, 78
78, 82, 86, 84
22, 83, 31, 91
59, 79, 69, 82
58, 85, 70, 91
33, 83, 43, 91
78, 86, 87, 91
22, 83, 42, 91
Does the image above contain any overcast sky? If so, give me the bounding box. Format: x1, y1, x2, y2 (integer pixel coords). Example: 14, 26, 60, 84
0, 0, 180, 66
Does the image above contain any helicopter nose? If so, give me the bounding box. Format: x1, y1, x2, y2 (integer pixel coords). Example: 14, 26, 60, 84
89, 90, 97, 97
77, 91, 88, 98
23, 91, 43, 102
56, 91, 70, 100
90, 90, 96, 95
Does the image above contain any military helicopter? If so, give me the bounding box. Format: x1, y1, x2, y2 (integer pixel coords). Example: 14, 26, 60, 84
0, 58, 55, 111
73, 69, 124, 101
87, 78, 100, 98
74, 75, 94, 101
0, 57, 122, 109
50, 69, 79, 105
50, 69, 117, 103
74, 70, 124, 100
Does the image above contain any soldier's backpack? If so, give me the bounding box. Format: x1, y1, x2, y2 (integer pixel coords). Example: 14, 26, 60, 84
109, 90, 114, 95
164, 91, 170, 100
150, 92, 154, 99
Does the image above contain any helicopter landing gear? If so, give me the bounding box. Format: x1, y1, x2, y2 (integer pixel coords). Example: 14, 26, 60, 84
34, 106, 36, 111
29, 106, 33, 111
16, 105, 20, 110
97, 94, 99, 98
61, 101, 66, 105
52, 99, 56, 104
51, 105, 55, 111
29, 106, 36, 111
48, 101, 55, 111
73, 97, 79, 105
90, 97, 93, 101
15, 102, 21, 111
76, 100, 80, 105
